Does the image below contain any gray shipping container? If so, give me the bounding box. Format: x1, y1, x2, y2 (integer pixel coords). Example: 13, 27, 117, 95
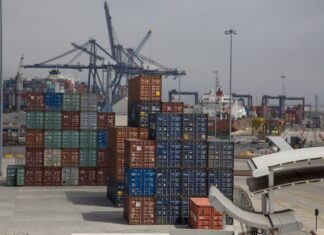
80, 94, 97, 111
62, 167, 79, 186
80, 112, 97, 130
44, 149, 61, 166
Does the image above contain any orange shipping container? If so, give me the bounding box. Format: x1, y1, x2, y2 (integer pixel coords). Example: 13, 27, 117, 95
125, 139, 155, 168
161, 102, 184, 113
128, 75, 162, 102
138, 128, 149, 140
189, 198, 223, 230
124, 197, 156, 225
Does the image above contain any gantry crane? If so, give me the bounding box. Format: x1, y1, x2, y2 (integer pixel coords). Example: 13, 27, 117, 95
15, 55, 24, 112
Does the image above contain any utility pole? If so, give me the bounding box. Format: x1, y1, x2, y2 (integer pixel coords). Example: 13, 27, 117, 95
0, 0, 3, 175
281, 75, 286, 96
225, 29, 237, 142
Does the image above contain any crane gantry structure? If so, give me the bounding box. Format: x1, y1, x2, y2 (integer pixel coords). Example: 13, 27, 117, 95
24, 2, 185, 111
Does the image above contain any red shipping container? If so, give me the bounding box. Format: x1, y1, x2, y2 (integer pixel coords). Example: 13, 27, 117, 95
161, 102, 184, 113
97, 150, 108, 167
43, 167, 62, 186
97, 112, 115, 130
62, 111, 80, 130
138, 128, 149, 140
189, 198, 223, 230
107, 153, 124, 181
125, 139, 155, 168
61, 149, 80, 166
108, 127, 139, 155
26, 92, 44, 111
124, 197, 156, 225
128, 75, 162, 102
25, 148, 44, 167
79, 167, 97, 186
25, 167, 43, 186
26, 130, 44, 147
96, 167, 107, 185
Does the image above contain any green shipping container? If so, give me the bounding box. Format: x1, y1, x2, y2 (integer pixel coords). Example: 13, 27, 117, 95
6, 165, 24, 186
80, 131, 97, 148
44, 112, 62, 130
62, 131, 80, 148
16, 167, 25, 186
63, 94, 81, 111
44, 130, 62, 148
80, 149, 97, 167
26, 112, 44, 129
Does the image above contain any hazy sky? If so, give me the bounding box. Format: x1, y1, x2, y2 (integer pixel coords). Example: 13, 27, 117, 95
3, 0, 324, 105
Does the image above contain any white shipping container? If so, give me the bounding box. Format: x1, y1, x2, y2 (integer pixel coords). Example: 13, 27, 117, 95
80, 112, 97, 130
44, 149, 61, 166
62, 167, 79, 186
80, 93, 97, 111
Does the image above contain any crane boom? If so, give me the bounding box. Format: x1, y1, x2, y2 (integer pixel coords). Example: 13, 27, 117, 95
104, 2, 116, 60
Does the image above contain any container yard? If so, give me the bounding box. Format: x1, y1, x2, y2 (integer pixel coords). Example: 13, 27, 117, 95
1, 1, 324, 235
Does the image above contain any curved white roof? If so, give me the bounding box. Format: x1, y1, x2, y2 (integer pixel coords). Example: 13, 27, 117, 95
248, 147, 324, 177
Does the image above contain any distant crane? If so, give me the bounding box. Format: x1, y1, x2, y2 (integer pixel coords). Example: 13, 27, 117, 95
15, 55, 24, 112
315, 95, 319, 114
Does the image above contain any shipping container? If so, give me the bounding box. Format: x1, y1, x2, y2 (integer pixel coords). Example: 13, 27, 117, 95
182, 169, 207, 197
25, 148, 44, 167
108, 152, 124, 181
79, 167, 97, 185
138, 128, 149, 140
124, 167, 156, 196
25, 167, 43, 186
96, 167, 107, 185
44, 130, 62, 148
97, 150, 108, 167
125, 139, 155, 168
62, 167, 79, 186
128, 101, 161, 128
44, 92, 63, 111
62, 131, 80, 148
207, 169, 234, 199
62, 111, 80, 130
156, 169, 181, 196
63, 93, 80, 111
61, 149, 79, 167
124, 197, 156, 225
161, 102, 184, 113
156, 141, 181, 168
97, 131, 108, 149
26, 112, 44, 129
128, 75, 162, 102
80, 93, 97, 111
16, 166, 25, 186
80, 112, 97, 130
80, 131, 97, 149
149, 113, 182, 141
44, 149, 61, 167
44, 112, 62, 130
6, 165, 25, 186
156, 196, 182, 224
97, 112, 115, 130
43, 167, 62, 186
107, 175, 125, 207
108, 127, 139, 155
208, 141, 234, 169
80, 149, 97, 167
182, 142, 207, 169
182, 114, 208, 141
189, 198, 222, 230
26, 130, 44, 147
26, 92, 44, 111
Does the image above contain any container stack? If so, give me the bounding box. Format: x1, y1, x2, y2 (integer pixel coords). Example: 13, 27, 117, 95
20, 92, 115, 186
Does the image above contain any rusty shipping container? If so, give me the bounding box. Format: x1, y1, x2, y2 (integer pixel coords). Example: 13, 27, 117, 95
43, 167, 62, 186
26, 92, 44, 111
79, 167, 97, 185
161, 102, 184, 113
108, 152, 125, 181
189, 198, 222, 230
96, 167, 107, 185
125, 139, 155, 168
25, 167, 43, 186
128, 75, 162, 102
138, 128, 149, 140
25, 148, 44, 167
124, 197, 156, 225
62, 111, 80, 130
26, 130, 44, 147
97, 112, 115, 130
97, 150, 108, 167
61, 149, 80, 167
108, 127, 139, 155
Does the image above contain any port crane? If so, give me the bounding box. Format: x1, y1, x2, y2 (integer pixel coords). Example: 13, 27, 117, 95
24, 2, 185, 111
15, 55, 24, 112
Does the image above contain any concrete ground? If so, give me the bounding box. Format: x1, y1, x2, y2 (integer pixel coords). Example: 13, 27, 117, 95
0, 176, 322, 235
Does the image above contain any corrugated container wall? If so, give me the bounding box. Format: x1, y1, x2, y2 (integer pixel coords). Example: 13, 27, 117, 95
125, 139, 155, 168
63, 94, 80, 111
44, 92, 63, 111
149, 113, 182, 141
62, 131, 80, 148
128, 75, 162, 102
26, 92, 44, 111
124, 167, 156, 197
62, 111, 80, 130
80, 112, 97, 130
80, 93, 97, 111
124, 197, 156, 225
44, 112, 61, 130
26, 112, 44, 129
128, 101, 161, 128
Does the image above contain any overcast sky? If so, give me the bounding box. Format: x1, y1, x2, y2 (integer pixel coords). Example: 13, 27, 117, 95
3, 0, 324, 105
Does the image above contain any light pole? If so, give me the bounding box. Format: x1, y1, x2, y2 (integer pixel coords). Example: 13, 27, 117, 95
281, 75, 286, 96
225, 29, 237, 142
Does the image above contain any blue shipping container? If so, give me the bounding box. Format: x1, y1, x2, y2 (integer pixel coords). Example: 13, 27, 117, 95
182, 114, 208, 141
128, 101, 161, 128
208, 140, 234, 169
149, 113, 182, 141
124, 167, 156, 196
156, 169, 181, 196
107, 175, 124, 207
44, 92, 63, 111
156, 197, 182, 224
182, 142, 207, 168
207, 169, 234, 198
156, 141, 181, 168
182, 169, 207, 197
97, 131, 108, 149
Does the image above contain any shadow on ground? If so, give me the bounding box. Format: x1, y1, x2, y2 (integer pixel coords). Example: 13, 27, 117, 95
65, 191, 114, 207
82, 211, 126, 224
